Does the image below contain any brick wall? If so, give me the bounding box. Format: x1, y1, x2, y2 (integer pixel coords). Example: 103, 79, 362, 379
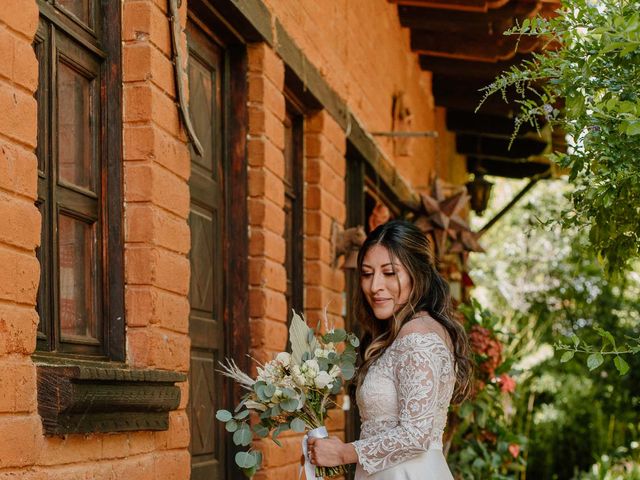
0, 0, 190, 478
0, 0, 46, 475
0, 0, 462, 478
264, 0, 439, 190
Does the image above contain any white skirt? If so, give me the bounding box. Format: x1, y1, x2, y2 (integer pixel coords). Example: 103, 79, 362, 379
354, 448, 454, 480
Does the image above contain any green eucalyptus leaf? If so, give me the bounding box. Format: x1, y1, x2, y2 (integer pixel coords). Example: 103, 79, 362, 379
216, 410, 233, 422
290, 417, 306, 433
233, 424, 253, 446
235, 451, 257, 469
234, 410, 250, 420
280, 398, 299, 412
225, 419, 239, 432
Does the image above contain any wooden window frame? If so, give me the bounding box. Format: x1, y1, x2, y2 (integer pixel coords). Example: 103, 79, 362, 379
283, 98, 305, 320
34, 0, 124, 361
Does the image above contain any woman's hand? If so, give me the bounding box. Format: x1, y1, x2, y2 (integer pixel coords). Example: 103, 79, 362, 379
306, 436, 358, 467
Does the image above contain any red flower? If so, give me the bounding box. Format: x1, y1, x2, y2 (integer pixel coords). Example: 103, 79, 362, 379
508, 443, 520, 458
469, 325, 503, 378
498, 373, 516, 394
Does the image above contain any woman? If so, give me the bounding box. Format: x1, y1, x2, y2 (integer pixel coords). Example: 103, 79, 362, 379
307, 220, 473, 479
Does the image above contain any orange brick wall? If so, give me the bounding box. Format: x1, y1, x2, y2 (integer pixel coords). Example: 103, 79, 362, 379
0, 0, 463, 478
264, 0, 440, 191
0, 0, 46, 475
0, 0, 190, 478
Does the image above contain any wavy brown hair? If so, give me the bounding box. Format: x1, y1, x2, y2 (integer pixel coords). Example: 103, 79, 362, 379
354, 220, 472, 404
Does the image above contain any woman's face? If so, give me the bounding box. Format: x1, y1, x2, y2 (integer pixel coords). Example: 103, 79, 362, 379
360, 244, 413, 320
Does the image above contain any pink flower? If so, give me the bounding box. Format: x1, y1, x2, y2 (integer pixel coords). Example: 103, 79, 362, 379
499, 373, 516, 394
508, 443, 520, 458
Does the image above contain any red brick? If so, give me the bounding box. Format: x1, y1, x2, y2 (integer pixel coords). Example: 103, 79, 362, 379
248, 167, 285, 207
153, 449, 190, 480
304, 236, 332, 263
146, 327, 190, 371
154, 409, 189, 450
124, 162, 189, 218
0, 193, 40, 251
122, 1, 171, 55
123, 43, 175, 97
304, 210, 332, 238
101, 433, 130, 459
0, 304, 38, 355
249, 317, 288, 351
0, 246, 39, 304
0, 82, 37, 148
0, 358, 36, 413
126, 204, 190, 254
125, 247, 189, 296
0, 0, 39, 39
249, 287, 287, 320
247, 43, 285, 90
249, 257, 287, 293
254, 434, 302, 468
0, 141, 38, 199
248, 198, 285, 235
111, 455, 154, 480
124, 125, 190, 180
128, 431, 156, 455
39, 434, 103, 466
248, 137, 285, 178
249, 228, 286, 263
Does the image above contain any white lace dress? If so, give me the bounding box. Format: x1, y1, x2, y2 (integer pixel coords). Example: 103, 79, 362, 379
353, 332, 455, 479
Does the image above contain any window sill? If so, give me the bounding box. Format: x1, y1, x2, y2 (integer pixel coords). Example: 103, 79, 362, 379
35, 359, 186, 435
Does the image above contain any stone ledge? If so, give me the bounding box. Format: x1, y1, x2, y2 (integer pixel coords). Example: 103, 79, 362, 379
36, 363, 186, 435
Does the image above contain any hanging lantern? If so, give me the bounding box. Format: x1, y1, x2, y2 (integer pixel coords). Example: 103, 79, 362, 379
466, 173, 493, 216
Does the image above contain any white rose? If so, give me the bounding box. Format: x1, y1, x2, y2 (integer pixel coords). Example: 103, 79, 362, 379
303, 359, 319, 379
291, 365, 306, 386
314, 371, 334, 389
276, 351, 291, 367
329, 365, 341, 378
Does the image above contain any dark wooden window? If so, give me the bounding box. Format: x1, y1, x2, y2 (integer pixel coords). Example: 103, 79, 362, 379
34, 0, 123, 359
283, 105, 304, 318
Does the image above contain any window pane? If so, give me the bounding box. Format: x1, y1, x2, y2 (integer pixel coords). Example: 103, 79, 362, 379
57, 0, 90, 26
58, 213, 98, 340
57, 61, 94, 190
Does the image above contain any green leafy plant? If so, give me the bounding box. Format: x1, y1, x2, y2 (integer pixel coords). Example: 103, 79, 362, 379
557, 328, 640, 376
479, 0, 640, 274
447, 300, 527, 480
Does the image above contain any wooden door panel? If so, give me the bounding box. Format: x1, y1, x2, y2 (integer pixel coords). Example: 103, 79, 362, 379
187, 19, 225, 480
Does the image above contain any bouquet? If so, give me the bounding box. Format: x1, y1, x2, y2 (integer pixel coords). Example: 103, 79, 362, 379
215, 310, 359, 478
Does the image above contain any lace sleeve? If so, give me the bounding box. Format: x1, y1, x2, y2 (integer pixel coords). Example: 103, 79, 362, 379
352, 333, 453, 474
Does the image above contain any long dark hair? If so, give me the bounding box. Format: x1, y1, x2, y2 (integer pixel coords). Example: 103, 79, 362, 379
354, 220, 472, 404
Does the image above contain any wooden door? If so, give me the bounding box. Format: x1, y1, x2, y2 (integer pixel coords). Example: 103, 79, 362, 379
187, 20, 226, 480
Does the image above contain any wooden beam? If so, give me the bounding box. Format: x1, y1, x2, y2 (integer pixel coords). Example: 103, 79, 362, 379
398, 2, 540, 34
457, 133, 548, 159
389, 0, 511, 13
433, 78, 519, 116
420, 53, 532, 81
467, 157, 551, 178
411, 29, 539, 61
195, 0, 273, 45
446, 110, 539, 136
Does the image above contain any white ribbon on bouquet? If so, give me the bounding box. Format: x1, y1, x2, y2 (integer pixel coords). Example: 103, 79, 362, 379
300, 425, 328, 480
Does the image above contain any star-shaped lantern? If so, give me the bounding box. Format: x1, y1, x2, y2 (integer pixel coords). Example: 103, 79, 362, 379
414, 178, 484, 258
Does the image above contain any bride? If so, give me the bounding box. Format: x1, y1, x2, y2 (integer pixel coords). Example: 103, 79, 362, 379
307, 220, 473, 479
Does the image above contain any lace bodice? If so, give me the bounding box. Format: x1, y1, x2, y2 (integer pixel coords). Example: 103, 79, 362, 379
353, 332, 455, 475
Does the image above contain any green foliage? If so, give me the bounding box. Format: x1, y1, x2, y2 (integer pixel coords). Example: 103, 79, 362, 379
479, 0, 640, 274
469, 178, 640, 479
448, 301, 527, 480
